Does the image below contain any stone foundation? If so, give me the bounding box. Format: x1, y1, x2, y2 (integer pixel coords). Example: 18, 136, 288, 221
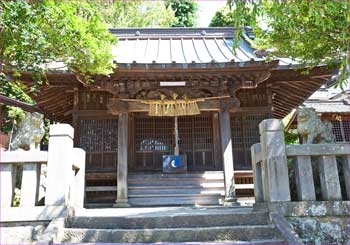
0, 222, 48, 244
288, 216, 350, 244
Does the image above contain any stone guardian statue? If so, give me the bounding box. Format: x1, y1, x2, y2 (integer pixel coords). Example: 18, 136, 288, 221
10, 112, 45, 151
297, 107, 335, 144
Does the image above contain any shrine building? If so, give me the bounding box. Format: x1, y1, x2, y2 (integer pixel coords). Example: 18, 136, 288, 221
25, 28, 333, 207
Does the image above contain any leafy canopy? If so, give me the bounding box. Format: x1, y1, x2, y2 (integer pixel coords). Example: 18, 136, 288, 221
87, 0, 176, 28
0, 0, 117, 132
0, 0, 117, 86
165, 0, 198, 27
212, 1, 350, 87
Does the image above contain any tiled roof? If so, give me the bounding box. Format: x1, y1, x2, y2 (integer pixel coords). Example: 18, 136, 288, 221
304, 100, 349, 113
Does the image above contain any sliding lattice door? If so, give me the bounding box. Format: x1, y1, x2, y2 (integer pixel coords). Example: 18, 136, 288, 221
79, 118, 118, 172
231, 113, 269, 170
131, 113, 221, 172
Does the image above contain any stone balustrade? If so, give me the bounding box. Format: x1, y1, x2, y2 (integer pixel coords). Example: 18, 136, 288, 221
252, 119, 350, 203
0, 124, 85, 222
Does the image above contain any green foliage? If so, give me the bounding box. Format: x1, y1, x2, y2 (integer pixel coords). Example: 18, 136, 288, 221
210, 5, 256, 29
0, 73, 34, 133
284, 129, 299, 145
88, 0, 176, 28
223, 1, 350, 88
0, 0, 117, 86
165, 0, 198, 27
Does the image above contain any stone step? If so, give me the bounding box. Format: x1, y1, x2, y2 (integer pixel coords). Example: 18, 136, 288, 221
128, 195, 224, 206
62, 225, 280, 243
69, 211, 269, 229
128, 172, 224, 180
128, 193, 225, 198
128, 188, 225, 196
148, 240, 285, 245
86, 194, 224, 206
85, 184, 252, 192
128, 179, 224, 186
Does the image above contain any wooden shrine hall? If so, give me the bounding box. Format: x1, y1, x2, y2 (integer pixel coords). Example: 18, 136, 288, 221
25, 28, 333, 207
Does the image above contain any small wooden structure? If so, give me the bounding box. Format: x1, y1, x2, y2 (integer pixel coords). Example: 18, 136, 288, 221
23, 28, 333, 206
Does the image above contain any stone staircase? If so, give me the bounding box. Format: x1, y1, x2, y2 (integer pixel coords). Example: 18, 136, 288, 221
128, 172, 225, 206
85, 171, 227, 207
62, 207, 285, 244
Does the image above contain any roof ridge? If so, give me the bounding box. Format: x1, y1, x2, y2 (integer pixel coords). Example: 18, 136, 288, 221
109, 27, 238, 38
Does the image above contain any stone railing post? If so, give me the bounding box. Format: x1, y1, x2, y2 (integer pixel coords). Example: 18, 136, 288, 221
45, 124, 74, 206
68, 148, 86, 209
0, 163, 13, 207
319, 155, 342, 200
251, 143, 264, 202
259, 119, 290, 202
343, 155, 350, 200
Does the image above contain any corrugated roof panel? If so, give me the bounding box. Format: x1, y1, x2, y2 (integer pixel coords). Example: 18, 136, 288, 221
239, 40, 262, 60
143, 39, 159, 63
189, 38, 210, 62
203, 38, 228, 62
182, 39, 201, 63
170, 38, 186, 63
134, 38, 148, 63
222, 39, 244, 62
112, 40, 134, 63
215, 38, 236, 61
157, 39, 171, 63
110, 28, 308, 68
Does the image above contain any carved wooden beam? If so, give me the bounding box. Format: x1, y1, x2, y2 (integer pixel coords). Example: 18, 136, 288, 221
107, 98, 128, 115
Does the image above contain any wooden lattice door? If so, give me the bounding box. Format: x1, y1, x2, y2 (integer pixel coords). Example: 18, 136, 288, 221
132, 113, 221, 172
231, 113, 269, 170
134, 117, 173, 171
178, 115, 219, 171
78, 118, 118, 172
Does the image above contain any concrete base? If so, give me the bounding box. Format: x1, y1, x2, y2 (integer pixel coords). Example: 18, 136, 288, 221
63, 206, 284, 244
113, 200, 131, 208
223, 197, 239, 207
254, 201, 350, 217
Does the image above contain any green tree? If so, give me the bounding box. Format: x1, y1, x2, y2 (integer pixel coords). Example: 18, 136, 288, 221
165, 0, 198, 27
0, 0, 117, 86
217, 1, 350, 88
0, 0, 117, 132
88, 0, 176, 28
210, 6, 252, 28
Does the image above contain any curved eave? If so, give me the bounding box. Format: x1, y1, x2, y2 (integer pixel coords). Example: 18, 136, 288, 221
269, 65, 335, 119
113, 60, 278, 71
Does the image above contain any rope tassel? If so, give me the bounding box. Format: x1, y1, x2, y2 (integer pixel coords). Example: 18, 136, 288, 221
144, 95, 202, 117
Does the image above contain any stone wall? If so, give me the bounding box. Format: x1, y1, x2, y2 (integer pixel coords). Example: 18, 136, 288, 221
288, 216, 350, 244
1, 222, 48, 244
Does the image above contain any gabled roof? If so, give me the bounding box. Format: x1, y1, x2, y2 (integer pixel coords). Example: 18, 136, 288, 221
110, 27, 296, 68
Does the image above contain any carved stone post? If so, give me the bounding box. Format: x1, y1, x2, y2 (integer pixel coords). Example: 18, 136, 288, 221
319, 156, 342, 200
220, 109, 237, 205
46, 124, 74, 206
259, 119, 291, 202
251, 143, 264, 202
114, 112, 130, 207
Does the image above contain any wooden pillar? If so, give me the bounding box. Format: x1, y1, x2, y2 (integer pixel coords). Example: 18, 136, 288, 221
220, 110, 237, 205
114, 112, 130, 207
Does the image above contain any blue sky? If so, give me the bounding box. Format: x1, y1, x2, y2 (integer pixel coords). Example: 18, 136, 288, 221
195, 0, 226, 27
